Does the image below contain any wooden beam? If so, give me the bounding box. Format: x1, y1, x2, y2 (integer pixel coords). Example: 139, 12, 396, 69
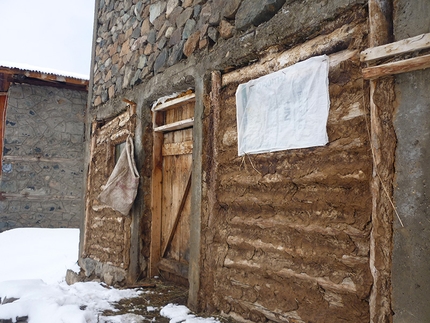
0, 95, 6, 172
222, 23, 366, 86
158, 258, 189, 279
149, 119, 164, 277
363, 54, 430, 79
368, 1, 395, 322
162, 141, 193, 156
361, 33, 430, 62
153, 93, 196, 112
3, 155, 83, 164
161, 170, 192, 257
1, 193, 81, 201
154, 118, 194, 132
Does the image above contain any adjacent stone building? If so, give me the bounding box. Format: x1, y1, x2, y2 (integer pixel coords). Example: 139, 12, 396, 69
80, 0, 430, 322
0, 65, 88, 232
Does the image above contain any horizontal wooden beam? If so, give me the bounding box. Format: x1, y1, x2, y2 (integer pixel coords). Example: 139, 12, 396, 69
158, 258, 189, 279
1, 193, 80, 201
361, 33, 430, 62
153, 93, 196, 112
222, 23, 366, 86
162, 141, 193, 156
3, 155, 83, 164
154, 118, 194, 132
363, 54, 430, 79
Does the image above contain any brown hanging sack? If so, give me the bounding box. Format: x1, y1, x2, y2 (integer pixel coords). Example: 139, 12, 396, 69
98, 136, 140, 215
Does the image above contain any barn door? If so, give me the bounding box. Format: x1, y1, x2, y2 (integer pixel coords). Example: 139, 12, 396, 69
150, 92, 195, 285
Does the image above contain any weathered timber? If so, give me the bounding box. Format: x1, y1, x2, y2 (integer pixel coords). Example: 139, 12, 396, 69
3, 155, 83, 164
368, 1, 396, 322
361, 32, 430, 62
162, 141, 193, 156
158, 258, 189, 279
222, 23, 365, 86
153, 93, 196, 112
154, 118, 194, 132
363, 54, 430, 79
149, 126, 163, 277
161, 170, 192, 257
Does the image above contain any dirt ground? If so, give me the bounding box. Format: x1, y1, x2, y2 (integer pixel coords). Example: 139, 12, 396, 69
102, 279, 233, 322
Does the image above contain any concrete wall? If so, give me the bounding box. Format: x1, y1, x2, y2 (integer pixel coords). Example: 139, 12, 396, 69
0, 83, 87, 232
392, 1, 430, 321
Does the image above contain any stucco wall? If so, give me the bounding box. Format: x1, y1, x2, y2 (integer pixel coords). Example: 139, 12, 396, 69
392, 1, 430, 321
0, 83, 87, 232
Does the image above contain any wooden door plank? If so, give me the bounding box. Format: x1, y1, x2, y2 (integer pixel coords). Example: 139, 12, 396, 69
361, 33, 430, 62
363, 54, 430, 79
154, 118, 194, 132
162, 169, 192, 257
158, 258, 189, 279
162, 141, 193, 156
153, 93, 196, 112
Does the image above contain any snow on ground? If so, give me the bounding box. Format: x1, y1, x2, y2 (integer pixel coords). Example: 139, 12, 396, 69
0, 228, 219, 323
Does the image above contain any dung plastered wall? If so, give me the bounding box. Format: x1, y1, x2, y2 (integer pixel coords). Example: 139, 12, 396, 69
200, 37, 373, 323
0, 83, 86, 232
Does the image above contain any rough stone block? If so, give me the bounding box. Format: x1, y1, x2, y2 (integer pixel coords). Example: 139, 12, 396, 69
235, 0, 286, 30
182, 18, 196, 39
154, 49, 168, 73
219, 20, 234, 39
223, 0, 242, 19
183, 31, 200, 57
149, 1, 167, 24
176, 7, 193, 28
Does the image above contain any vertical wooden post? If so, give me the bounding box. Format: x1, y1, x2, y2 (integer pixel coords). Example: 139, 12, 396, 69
149, 110, 164, 277
0, 94, 7, 172
82, 121, 99, 258
368, 1, 395, 322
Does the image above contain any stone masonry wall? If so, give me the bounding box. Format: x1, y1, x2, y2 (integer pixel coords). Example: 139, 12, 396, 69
92, 0, 286, 106
0, 83, 87, 232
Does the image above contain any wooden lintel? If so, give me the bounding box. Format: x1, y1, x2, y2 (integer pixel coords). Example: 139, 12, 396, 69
363, 54, 430, 79
361, 33, 430, 62
154, 118, 194, 132
153, 93, 196, 112
0, 92, 7, 96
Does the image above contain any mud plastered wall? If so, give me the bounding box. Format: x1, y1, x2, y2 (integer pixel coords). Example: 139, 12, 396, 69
81, 110, 136, 285
0, 83, 86, 232
200, 19, 373, 323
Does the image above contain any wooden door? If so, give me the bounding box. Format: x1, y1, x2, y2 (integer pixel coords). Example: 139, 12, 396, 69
150, 93, 195, 285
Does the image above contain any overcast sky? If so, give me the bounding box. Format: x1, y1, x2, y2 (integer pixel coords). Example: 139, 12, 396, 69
0, 0, 95, 78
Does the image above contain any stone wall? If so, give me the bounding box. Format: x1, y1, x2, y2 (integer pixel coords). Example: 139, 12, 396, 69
0, 83, 87, 232
92, 0, 288, 107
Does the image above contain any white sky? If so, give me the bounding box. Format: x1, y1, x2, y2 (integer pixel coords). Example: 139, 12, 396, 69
0, 0, 95, 78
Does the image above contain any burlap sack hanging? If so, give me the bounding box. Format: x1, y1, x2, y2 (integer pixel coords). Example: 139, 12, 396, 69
98, 136, 140, 215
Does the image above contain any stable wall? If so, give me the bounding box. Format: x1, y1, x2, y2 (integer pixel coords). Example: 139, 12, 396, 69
84, 0, 395, 321
0, 83, 87, 232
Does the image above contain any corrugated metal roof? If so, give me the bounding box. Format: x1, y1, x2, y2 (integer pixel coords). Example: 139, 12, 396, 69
0, 61, 89, 81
